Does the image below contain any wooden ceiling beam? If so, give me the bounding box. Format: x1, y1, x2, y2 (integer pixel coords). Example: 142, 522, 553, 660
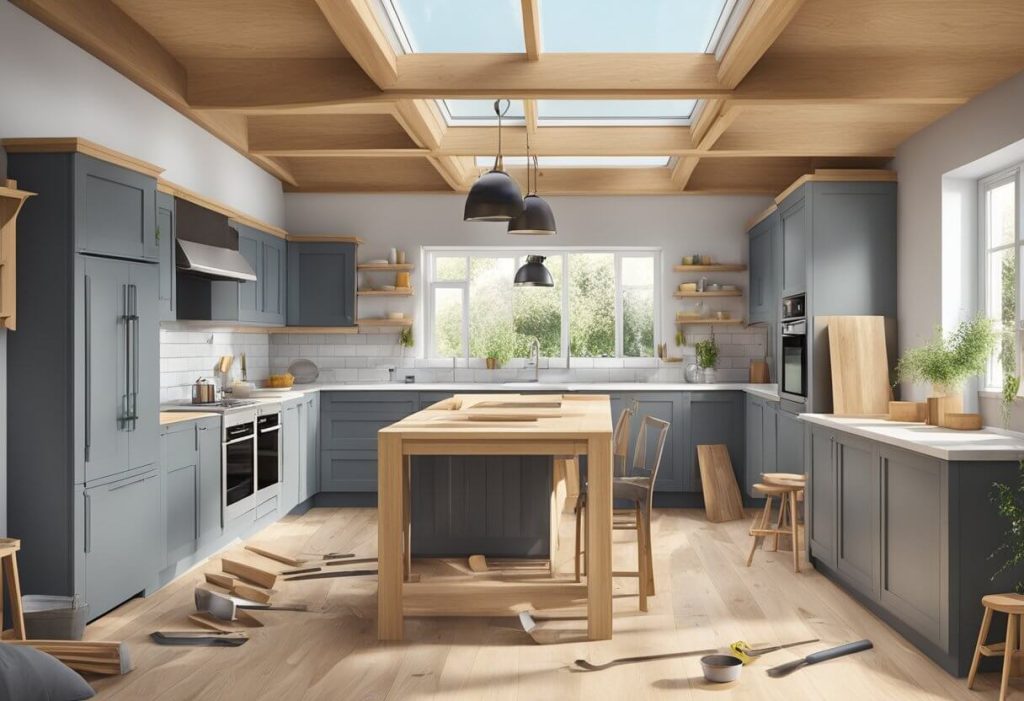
313, 0, 399, 88
670, 157, 701, 190
439, 126, 694, 156
717, 0, 808, 88
8, 0, 296, 185
524, 100, 538, 136
521, 0, 542, 61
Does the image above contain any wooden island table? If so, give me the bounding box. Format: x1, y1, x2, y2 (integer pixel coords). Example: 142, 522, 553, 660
377, 393, 614, 641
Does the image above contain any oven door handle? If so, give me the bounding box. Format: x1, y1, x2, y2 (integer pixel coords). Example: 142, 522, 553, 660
224, 434, 255, 446
259, 425, 281, 434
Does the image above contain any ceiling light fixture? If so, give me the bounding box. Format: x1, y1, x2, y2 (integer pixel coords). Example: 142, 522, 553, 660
513, 255, 554, 287
464, 99, 523, 222
507, 123, 556, 235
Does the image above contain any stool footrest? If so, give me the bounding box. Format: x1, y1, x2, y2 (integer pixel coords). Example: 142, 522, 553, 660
979, 642, 1024, 657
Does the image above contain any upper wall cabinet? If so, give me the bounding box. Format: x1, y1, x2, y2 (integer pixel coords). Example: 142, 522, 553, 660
287, 241, 357, 327
747, 210, 778, 325
779, 191, 808, 298
207, 223, 287, 326
74, 155, 159, 262
155, 191, 176, 321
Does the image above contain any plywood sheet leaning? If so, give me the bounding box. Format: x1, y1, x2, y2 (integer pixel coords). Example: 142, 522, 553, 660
826, 316, 892, 416
696, 445, 745, 523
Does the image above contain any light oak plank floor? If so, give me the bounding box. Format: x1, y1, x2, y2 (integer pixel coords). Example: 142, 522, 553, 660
83, 507, 1007, 700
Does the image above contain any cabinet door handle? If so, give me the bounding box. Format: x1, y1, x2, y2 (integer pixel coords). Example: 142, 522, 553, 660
83, 493, 91, 554
84, 275, 91, 462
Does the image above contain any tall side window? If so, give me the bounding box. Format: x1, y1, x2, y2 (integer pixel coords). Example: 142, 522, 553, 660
425, 248, 659, 360
981, 170, 1021, 389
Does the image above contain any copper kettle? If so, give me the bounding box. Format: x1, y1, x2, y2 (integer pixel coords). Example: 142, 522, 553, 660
192, 377, 216, 404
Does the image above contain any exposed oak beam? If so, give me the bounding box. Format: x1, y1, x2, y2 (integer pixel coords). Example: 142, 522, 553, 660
521, 0, 542, 61
9, 0, 296, 185
690, 99, 723, 147
313, 0, 399, 88
670, 157, 700, 190
717, 0, 807, 88
524, 100, 538, 135
439, 126, 694, 156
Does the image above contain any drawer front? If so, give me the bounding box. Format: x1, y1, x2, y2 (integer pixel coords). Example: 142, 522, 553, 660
162, 426, 197, 471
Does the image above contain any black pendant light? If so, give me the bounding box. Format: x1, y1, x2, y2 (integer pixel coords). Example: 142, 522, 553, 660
514, 255, 554, 287
508, 126, 556, 235
464, 99, 523, 222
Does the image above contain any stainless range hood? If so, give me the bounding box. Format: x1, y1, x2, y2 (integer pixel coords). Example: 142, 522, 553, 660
176, 239, 256, 282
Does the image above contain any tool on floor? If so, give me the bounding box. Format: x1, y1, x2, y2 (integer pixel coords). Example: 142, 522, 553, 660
222, 557, 278, 589
572, 638, 820, 671
701, 654, 744, 683
151, 631, 249, 647
281, 557, 378, 576
6, 640, 133, 676
299, 552, 355, 560
765, 640, 873, 678
283, 569, 378, 582
189, 610, 263, 631
244, 545, 305, 568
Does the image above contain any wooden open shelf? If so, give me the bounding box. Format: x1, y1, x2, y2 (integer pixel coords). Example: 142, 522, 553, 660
267, 326, 358, 334
358, 288, 413, 297
0, 181, 36, 331
673, 264, 747, 273
675, 318, 745, 326
358, 263, 414, 271
357, 318, 413, 328
674, 290, 742, 298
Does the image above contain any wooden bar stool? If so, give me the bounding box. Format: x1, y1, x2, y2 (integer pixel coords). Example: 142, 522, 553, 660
0, 537, 26, 640
969, 593, 1024, 700
746, 482, 801, 572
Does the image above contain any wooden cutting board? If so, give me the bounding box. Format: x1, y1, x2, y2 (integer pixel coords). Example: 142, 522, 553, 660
696, 445, 745, 523
826, 316, 892, 417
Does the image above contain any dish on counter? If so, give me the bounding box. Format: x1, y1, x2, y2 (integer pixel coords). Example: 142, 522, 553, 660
287, 359, 319, 384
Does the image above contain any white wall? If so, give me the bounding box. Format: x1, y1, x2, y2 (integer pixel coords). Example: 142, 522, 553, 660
894, 70, 1024, 401
285, 192, 772, 361
0, 2, 284, 226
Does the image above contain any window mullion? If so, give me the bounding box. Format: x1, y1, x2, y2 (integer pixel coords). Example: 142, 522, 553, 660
614, 253, 623, 358
561, 252, 570, 363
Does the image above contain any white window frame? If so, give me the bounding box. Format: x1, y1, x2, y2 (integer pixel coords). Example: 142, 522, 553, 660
979, 167, 1022, 390
423, 246, 661, 360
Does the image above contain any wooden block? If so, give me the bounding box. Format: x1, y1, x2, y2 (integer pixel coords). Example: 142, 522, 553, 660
696, 445, 745, 523
205, 572, 238, 590
232, 582, 272, 604
222, 558, 278, 589
244, 545, 304, 568
942, 412, 983, 430
749, 360, 770, 383
927, 394, 963, 426
467, 554, 488, 572
8, 640, 132, 675
826, 316, 892, 416
888, 401, 926, 422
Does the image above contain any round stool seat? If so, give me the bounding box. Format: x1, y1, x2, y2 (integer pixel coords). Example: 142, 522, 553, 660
982, 593, 1024, 614
763, 472, 805, 486
0, 537, 20, 556
752, 482, 799, 497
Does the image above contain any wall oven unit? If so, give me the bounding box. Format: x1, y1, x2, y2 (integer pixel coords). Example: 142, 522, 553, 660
222, 404, 281, 522
780, 294, 808, 404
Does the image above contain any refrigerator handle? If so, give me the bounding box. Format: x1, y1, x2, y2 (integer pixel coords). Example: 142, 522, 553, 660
121, 284, 130, 429
130, 284, 139, 431
84, 275, 91, 462
83, 492, 91, 554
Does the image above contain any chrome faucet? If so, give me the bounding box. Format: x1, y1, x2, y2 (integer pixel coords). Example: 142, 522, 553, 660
451, 356, 457, 383
529, 337, 541, 382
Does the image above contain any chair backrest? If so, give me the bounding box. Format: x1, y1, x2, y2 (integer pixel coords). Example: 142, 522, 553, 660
612, 401, 637, 477
630, 416, 671, 492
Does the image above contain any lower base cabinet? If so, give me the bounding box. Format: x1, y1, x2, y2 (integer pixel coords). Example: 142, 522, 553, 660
83, 467, 162, 619
744, 396, 793, 498
280, 402, 302, 513
160, 417, 221, 568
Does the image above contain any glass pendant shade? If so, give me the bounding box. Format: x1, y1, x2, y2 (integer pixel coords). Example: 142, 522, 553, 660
464, 167, 524, 221
507, 194, 556, 234
514, 255, 554, 287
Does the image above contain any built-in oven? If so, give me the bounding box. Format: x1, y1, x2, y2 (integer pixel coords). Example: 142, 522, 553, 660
256, 413, 281, 495
780, 317, 808, 402
223, 412, 256, 522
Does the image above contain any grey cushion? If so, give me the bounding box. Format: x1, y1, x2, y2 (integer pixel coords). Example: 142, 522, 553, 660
0, 643, 95, 701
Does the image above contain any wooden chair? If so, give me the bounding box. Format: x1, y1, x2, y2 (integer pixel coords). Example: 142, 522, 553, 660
575, 415, 671, 612
0, 537, 26, 640
969, 593, 1024, 701
747, 481, 802, 573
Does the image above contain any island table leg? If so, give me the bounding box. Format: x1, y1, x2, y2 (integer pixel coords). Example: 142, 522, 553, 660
586, 435, 613, 640
378, 433, 404, 640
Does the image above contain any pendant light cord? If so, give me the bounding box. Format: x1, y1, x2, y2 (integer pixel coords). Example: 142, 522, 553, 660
493, 99, 510, 171
525, 121, 534, 195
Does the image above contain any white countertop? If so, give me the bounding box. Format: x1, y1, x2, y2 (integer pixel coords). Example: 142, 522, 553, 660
800, 414, 1024, 462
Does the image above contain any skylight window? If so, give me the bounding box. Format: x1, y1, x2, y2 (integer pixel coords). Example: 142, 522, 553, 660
537, 100, 697, 126
381, 0, 525, 53
540, 0, 732, 53
441, 100, 526, 126
475, 156, 671, 169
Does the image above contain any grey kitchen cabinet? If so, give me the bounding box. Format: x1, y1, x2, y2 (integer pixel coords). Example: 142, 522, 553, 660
806, 425, 836, 567
299, 393, 320, 501
280, 402, 301, 513
683, 391, 745, 494
236, 230, 260, 320
287, 241, 356, 327
834, 434, 880, 595
196, 416, 222, 544
74, 154, 158, 262
161, 416, 221, 565
6, 148, 163, 620
155, 191, 176, 321
779, 190, 807, 297
83, 467, 162, 619
211, 224, 287, 326
320, 392, 419, 492
260, 232, 286, 323
774, 409, 804, 474
747, 210, 778, 325
744, 396, 765, 497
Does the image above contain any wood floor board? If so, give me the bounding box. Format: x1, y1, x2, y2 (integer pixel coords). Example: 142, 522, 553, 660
82, 506, 1012, 699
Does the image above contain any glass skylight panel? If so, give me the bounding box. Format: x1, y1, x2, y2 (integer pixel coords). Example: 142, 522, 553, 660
475, 156, 671, 168
540, 0, 731, 53
382, 0, 525, 53
441, 99, 526, 126
537, 99, 697, 125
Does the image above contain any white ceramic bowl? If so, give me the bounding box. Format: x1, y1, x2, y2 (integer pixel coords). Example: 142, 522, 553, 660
700, 655, 743, 683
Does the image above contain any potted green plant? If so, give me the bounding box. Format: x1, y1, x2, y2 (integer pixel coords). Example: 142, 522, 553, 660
398, 327, 414, 359
695, 336, 719, 384
482, 334, 513, 370
896, 316, 996, 425
1004, 373, 1020, 429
